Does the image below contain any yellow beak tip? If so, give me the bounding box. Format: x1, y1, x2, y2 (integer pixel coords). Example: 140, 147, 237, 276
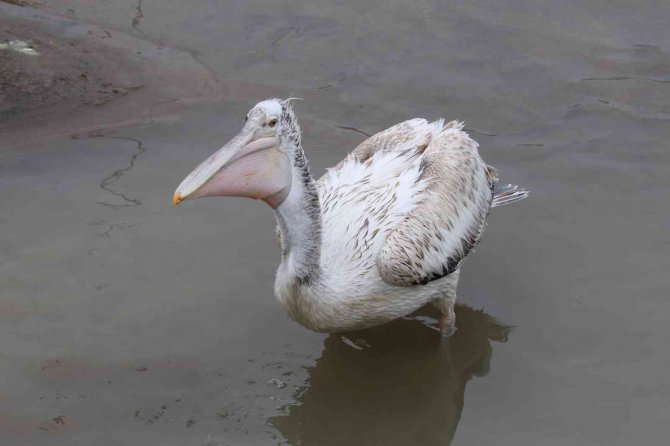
172, 193, 182, 207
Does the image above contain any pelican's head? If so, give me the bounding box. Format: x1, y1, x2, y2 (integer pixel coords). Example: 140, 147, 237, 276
173, 98, 300, 208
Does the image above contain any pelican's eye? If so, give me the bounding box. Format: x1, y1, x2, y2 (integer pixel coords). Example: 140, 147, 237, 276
268, 118, 278, 128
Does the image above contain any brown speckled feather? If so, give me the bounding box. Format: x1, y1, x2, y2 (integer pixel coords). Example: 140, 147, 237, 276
370, 121, 495, 286
334, 119, 433, 169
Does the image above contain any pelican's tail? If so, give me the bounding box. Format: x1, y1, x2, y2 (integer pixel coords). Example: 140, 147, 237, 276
491, 183, 529, 207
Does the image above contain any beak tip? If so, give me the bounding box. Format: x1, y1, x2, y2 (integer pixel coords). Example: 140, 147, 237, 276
172, 192, 182, 207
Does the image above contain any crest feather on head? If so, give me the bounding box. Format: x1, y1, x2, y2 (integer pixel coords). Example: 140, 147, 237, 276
279, 97, 302, 144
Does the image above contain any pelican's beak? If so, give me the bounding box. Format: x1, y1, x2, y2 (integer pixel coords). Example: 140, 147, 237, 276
173, 123, 291, 208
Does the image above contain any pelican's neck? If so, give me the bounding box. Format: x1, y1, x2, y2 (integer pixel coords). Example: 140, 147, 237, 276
274, 146, 321, 284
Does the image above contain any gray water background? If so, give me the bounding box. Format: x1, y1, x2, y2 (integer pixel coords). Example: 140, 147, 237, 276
2, 1, 670, 444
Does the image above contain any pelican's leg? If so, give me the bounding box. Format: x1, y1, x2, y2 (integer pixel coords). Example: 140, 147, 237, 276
431, 270, 459, 337
438, 303, 457, 337
431, 297, 457, 337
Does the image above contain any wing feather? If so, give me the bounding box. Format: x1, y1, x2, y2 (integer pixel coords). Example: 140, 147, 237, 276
278, 118, 496, 288
332, 118, 444, 170
376, 122, 494, 286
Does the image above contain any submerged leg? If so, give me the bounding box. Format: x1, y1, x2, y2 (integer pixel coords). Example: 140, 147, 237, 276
431, 270, 459, 338
438, 303, 457, 337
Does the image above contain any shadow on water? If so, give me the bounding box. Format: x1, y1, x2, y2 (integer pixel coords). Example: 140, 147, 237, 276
271, 305, 512, 445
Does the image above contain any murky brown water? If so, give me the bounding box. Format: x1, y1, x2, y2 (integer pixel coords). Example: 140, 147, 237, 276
2, 1, 669, 445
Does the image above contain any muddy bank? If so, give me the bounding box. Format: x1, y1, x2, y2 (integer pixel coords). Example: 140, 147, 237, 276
0, 2, 218, 147
0, 17, 143, 122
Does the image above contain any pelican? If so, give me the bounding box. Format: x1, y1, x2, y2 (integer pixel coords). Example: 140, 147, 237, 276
173, 98, 528, 336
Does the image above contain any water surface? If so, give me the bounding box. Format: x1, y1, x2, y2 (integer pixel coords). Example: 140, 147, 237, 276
1, 1, 669, 444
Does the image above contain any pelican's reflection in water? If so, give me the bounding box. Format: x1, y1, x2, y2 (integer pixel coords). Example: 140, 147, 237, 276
271, 305, 511, 445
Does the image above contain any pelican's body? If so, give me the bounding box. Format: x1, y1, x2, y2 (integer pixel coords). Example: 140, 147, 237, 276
174, 99, 527, 335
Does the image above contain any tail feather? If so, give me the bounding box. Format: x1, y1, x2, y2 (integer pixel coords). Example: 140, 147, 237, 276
491, 183, 529, 208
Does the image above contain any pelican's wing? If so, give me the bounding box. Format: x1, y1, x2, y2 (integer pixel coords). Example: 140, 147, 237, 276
279, 120, 436, 247
376, 122, 496, 286
332, 119, 439, 170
